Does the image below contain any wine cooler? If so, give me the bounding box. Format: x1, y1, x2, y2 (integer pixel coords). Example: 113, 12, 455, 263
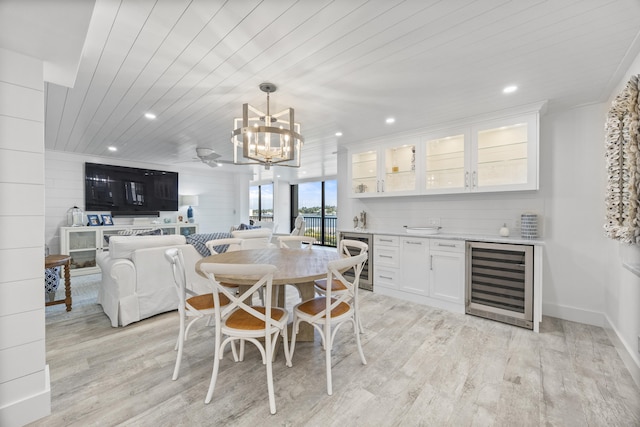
465, 241, 533, 329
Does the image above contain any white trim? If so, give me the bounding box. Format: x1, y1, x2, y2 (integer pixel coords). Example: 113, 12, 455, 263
604, 314, 640, 390
541, 302, 605, 327
0, 365, 50, 427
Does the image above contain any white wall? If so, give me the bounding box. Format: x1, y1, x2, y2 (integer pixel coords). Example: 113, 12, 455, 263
0, 48, 51, 426
539, 104, 609, 324
44, 151, 247, 251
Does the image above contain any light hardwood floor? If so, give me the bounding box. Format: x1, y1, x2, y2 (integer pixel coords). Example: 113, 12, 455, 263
34, 283, 640, 426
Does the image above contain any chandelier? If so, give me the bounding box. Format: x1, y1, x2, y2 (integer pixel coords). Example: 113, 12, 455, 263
231, 83, 304, 170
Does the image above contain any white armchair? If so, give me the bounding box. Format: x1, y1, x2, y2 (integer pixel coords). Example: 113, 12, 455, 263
96, 235, 209, 327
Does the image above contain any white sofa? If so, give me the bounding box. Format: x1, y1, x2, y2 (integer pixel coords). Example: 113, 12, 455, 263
96, 234, 209, 327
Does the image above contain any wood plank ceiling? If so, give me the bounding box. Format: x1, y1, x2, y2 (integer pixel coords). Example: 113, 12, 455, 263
41, 0, 640, 180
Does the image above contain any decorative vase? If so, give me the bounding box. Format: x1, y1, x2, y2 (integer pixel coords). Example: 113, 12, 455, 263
499, 223, 510, 237
187, 205, 194, 223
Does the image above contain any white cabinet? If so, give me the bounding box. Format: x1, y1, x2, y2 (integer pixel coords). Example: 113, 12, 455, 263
374, 235, 429, 296
423, 113, 539, 194
373, 234, 465, 314
349, 109, 541, 198
373, 235, 400, 290
350, 140, 418, 197
429, 239, 465, 304
400, 237, 429, 296
60, 223, 199, 276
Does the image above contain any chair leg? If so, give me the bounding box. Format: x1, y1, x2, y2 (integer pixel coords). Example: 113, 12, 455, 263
172, 313, 186, 380
205, 329, 223, 404
325, 322, 333, 395
280, 323, 292, 368
265, 333, 277, 414
288, 316, 300, 361
355, 319, 367, 365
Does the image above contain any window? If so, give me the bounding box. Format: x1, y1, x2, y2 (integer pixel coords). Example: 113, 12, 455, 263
249, 183, 273, 223
291, 180, 337, 246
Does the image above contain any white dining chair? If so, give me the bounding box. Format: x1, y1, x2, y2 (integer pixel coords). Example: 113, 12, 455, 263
288, 251, 368, 395
314, 239, 368, 332
205, 237, 243, 255
277, 235, 316, 249
200, 262, 291, 414
164, 248, 233, 381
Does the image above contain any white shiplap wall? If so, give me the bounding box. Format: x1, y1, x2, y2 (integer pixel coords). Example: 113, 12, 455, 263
44, 152, 248, 252
0, 48, 50, 426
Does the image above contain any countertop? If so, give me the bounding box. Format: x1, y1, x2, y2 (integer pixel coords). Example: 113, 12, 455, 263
339, 228, 545, 246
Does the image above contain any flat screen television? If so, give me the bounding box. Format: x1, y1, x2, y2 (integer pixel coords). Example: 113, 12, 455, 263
85, 162, 178, 215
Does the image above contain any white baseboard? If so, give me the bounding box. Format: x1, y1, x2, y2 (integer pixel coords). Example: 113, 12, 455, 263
542, 302, 605, 327
0, 365, 50, 427
543, 303, 640, 390
604, 315, 640, 390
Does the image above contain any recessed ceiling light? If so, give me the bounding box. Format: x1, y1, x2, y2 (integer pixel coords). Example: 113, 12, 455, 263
503, 85, 518, 94
144, 112, 156, 119
108, 146, 117, 152
335, 132, 343, 137
386, 117, 395, 124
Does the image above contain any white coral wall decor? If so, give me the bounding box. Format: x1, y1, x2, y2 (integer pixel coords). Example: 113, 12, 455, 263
604, 75, 640, 244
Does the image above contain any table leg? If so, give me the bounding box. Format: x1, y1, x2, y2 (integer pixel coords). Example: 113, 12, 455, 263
290, 282, 315, 342
63, 261, 72, 311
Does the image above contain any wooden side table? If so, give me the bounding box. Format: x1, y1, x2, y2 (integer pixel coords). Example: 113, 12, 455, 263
45, 254, 72, 311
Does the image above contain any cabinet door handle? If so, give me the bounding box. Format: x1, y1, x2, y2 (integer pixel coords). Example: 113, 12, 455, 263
437, 243, 456, 247
465, 171, 469, 188
406, 241, 422, 245
380, 255, 393, 258
472, 170, 477, 188
380, 275, 393, 280
381, 180, 385, 192
380, 238, 393, 242
430, 255, 433, 270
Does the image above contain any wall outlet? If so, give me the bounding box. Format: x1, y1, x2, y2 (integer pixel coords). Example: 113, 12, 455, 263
427, 217, 441, 227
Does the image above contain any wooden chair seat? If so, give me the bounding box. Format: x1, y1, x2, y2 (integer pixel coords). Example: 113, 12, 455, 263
296, 297, 350, 318
186, 293, 229, 311
226, 307, 287, 330
313, 278, 347, 293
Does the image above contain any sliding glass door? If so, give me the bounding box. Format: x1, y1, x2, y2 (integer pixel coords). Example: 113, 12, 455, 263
291, 180, 337, 247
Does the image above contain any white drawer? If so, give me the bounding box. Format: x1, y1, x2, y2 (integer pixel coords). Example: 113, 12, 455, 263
429, 239, 464, 252
375, 235, 399, 247
374, 245, 399, 267
374, 267, 398, 287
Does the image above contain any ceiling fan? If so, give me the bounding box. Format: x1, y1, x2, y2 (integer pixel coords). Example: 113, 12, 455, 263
191, 148, 232, 168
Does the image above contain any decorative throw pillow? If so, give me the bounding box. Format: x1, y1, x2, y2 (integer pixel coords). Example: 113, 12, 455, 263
238, 223, 261, 230
45, 267, 60, 294
104, 228, 163, 244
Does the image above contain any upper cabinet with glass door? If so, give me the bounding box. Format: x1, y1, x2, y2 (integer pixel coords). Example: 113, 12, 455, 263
471, 113, 538, 192
423, 112, 539, 194
424, 129, 469, 193
349, 141, 418, 197
348, 108, 541, 197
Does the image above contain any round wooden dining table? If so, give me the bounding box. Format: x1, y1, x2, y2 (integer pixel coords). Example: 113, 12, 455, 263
195, 247, 343, 341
